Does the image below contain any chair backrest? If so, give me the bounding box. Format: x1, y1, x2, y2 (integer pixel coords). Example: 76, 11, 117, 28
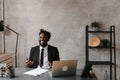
0, 53, 13, 66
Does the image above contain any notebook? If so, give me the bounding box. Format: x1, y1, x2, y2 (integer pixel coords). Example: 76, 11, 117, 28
52, 60, 78, 77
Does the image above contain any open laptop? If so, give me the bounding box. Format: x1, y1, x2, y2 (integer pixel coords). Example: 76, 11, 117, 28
52, 60, 78, 77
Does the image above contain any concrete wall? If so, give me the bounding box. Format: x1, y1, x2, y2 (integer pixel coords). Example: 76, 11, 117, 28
0, 0, 120, 79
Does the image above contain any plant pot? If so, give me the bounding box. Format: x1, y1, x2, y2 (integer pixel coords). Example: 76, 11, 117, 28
92, 27, 98, 31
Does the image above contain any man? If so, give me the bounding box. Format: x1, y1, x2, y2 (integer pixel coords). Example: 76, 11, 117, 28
25, 29, 60, 68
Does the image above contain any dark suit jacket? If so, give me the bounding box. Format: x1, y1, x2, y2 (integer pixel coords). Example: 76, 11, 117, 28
29, 45, 60, 68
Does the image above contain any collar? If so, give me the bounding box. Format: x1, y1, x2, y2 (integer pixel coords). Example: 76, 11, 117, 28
40, 45, 48, 50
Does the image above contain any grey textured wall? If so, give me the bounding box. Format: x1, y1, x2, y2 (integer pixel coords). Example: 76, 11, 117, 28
0, 0, 120, 79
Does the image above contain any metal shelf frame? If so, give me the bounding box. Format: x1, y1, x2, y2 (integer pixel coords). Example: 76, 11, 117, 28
85, 25, 116, 80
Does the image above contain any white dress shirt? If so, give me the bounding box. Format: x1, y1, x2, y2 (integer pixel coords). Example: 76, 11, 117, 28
39, 45, 50, 69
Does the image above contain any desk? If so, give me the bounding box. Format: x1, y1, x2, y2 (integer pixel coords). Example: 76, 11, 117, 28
0, 68, 98, 80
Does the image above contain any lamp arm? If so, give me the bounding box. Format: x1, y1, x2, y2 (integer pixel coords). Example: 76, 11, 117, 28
5, 26, 19, 35
5, 25, 19, 67
15, 34, 19, 67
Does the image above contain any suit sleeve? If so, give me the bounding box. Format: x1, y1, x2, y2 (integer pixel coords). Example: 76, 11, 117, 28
54, 47, 60, 60
29, 47, 34, 61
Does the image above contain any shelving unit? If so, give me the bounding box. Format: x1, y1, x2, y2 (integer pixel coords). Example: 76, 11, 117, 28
85, 25, 116, 80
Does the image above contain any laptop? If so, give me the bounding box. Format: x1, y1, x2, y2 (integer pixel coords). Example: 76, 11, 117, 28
52, 60, 78, 77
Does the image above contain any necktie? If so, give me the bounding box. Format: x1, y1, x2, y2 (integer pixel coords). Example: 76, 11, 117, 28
40, 48, 44, 67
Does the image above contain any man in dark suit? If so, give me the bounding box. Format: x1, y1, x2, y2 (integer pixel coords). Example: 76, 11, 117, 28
25, 29, 60, 68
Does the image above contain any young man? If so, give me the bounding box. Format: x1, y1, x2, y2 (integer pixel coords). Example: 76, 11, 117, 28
25, 29, 60, 68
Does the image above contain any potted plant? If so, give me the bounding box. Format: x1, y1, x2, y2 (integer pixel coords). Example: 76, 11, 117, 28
90, 21, 100, 31
100, 39, 110, 48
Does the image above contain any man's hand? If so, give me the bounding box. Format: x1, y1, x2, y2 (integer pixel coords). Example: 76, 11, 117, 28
48, 61, 52, 68
25, 57, 33, 67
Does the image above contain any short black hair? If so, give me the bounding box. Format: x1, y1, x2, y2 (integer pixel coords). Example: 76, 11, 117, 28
39, 29, 51, 40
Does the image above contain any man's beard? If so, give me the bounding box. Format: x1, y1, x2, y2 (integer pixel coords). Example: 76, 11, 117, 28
39, 41, 47, 47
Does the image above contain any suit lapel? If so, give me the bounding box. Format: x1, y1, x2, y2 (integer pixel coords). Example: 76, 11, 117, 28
36, 46, 40, 61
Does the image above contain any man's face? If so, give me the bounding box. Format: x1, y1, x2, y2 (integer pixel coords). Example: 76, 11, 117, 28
39, 33, 49, 47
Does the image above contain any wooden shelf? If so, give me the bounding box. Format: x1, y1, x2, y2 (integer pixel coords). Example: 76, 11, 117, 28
88, 46, 115, 48
88, 31, 114, 33
88, 61, 115, 65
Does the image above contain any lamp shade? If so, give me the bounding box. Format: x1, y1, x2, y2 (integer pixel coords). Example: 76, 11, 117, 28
0, 20, 4, 31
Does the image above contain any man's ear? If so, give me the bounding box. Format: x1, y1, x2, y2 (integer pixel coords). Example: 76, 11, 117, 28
47, 38, 49, 41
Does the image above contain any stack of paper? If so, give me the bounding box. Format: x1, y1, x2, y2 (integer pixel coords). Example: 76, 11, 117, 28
24, 67, 48, 76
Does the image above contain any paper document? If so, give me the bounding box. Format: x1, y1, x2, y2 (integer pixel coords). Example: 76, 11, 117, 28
24, 67, 48, 76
